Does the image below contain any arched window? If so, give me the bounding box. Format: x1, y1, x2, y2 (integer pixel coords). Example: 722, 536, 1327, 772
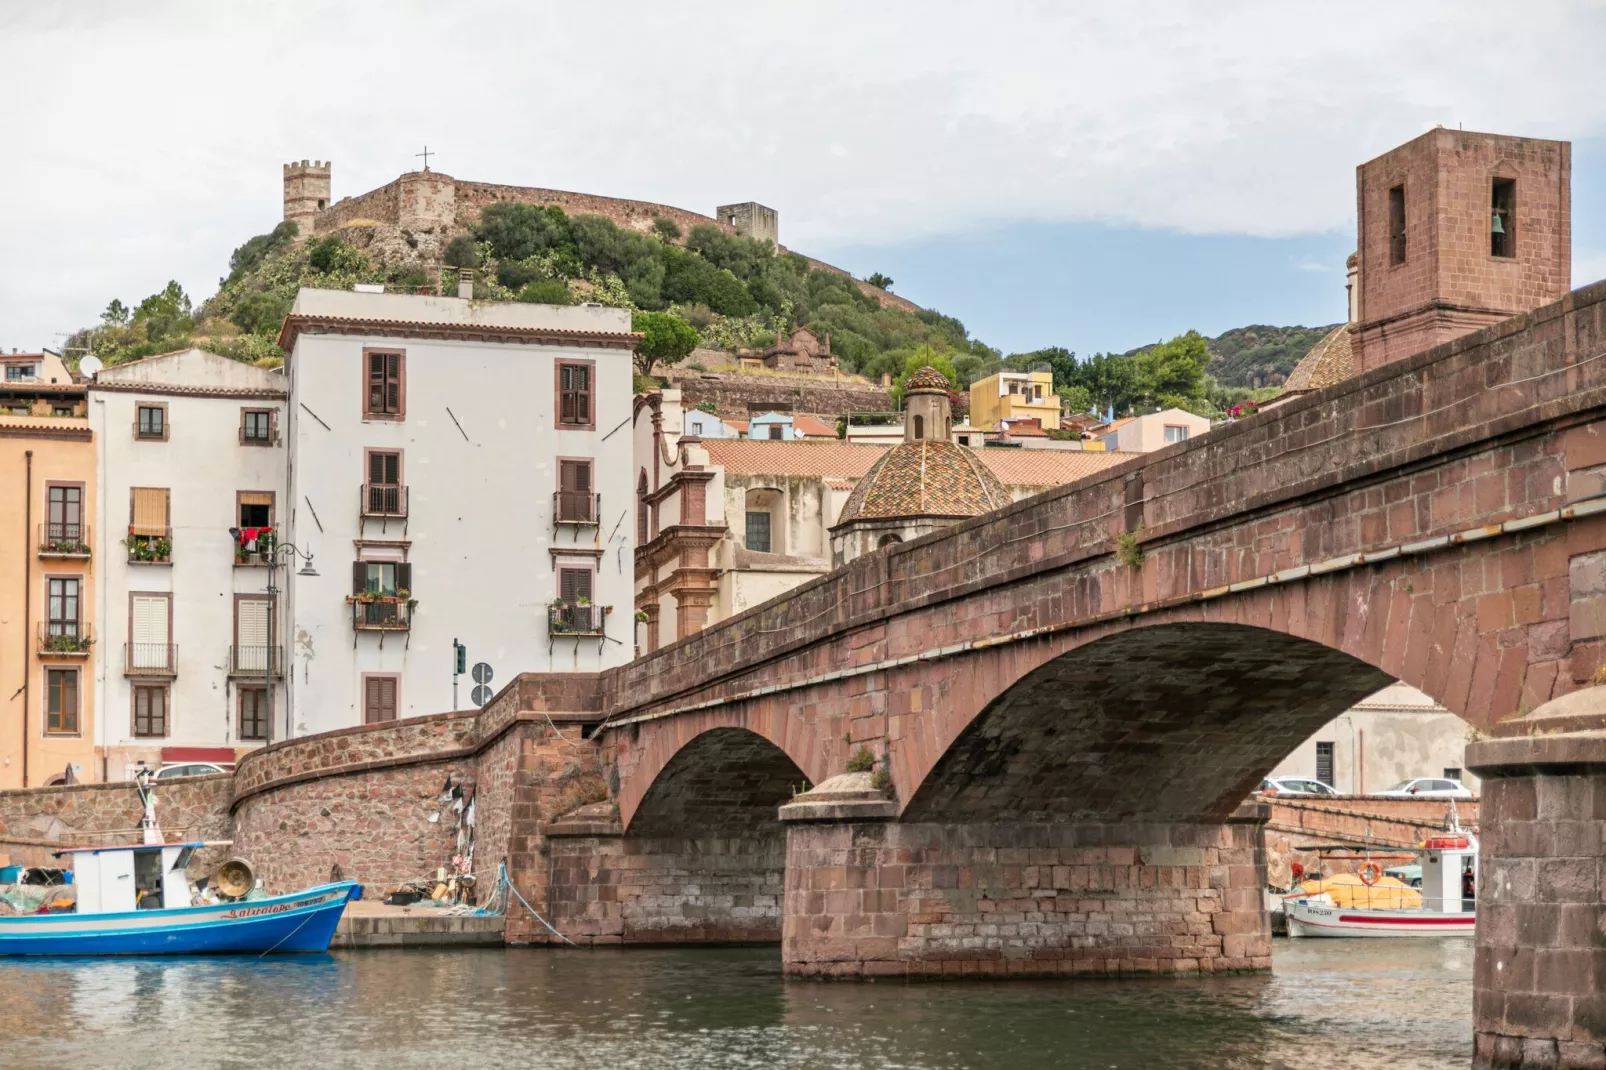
913, 414, 925, 440
636, 471, 650, 544
877, 533, 903, 549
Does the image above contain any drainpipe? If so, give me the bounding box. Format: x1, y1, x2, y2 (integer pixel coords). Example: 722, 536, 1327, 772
21, 450, 31, 786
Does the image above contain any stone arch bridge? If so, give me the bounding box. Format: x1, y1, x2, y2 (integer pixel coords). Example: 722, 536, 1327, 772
214, 282, 1606, 1068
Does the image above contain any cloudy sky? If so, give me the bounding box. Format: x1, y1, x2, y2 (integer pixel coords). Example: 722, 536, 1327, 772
5, 1, 1606, 355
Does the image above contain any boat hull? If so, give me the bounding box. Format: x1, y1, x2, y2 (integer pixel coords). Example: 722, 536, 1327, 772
0, 882, 357, 956
1284, 898, 1475, 938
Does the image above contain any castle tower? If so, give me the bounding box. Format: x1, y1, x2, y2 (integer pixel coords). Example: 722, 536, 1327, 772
716, 202, 779, 245
283, 159, 332, 236
1354, 129, 1569, 375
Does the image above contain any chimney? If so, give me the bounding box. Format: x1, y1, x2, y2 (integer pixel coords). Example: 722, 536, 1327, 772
457, 269, 474, 300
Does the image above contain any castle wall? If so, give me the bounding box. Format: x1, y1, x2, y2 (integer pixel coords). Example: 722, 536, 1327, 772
454, 181, 726, 238
666, 368, 891, 420
314, 178, 402, 234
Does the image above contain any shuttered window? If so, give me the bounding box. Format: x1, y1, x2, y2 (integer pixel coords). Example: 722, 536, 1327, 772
558, 460, 593, 521
369, 451, 400, 486
46, 669, 78, 734
237, 598, 269, 652
130, 488, 169, 536
354, 561, 410, 596
130, 594, 171, 672
559, 567, 592, 604
364, 676, 398, 724
133, 685, 168, 738
365, 351, 404, 417
238, 491, 273, 529
557, 362, 592, 428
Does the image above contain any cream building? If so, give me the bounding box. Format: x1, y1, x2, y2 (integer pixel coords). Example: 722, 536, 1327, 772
279, 286, 638, 736
1270, 682, 1478, 793
88, 349, 287, 776
1100, 408, 1211, 452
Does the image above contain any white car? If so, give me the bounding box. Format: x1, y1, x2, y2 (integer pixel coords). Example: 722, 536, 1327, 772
1373, 778, 1473, 799
153, 762, 230, 780
1259, 776, 1339, 796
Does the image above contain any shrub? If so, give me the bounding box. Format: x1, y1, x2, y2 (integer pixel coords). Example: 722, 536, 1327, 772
652, 216, 682, 241
516, 279, 571, 305
866, 272, 893, 290
845, 746, 876, 773
443, 233, 480, 268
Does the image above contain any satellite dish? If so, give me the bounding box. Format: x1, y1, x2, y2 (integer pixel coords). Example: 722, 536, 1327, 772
471, 662, 493, 685
470, 684, 492, 707
79, 355, 103, 379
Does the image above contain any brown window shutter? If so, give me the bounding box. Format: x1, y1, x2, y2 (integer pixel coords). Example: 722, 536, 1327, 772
575, 568, 592, 602
382, 678, 396, 719
576, 366, 591, 423
353, 561, 367, 595
395, 562, 412, 591
365, 677, 380, 721
369, 452, 385, 484
560, 568, 579, 603
385, 353, 402, 413
574, 462, 591, 494
559, 460, 576, 492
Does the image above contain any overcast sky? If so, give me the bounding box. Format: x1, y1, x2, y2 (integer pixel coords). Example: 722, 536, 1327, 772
5, 1, 1605, 355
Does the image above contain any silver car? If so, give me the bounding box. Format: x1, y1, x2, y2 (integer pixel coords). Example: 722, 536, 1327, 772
1373, 777, 1473, 799
1259, 776, 1340, 796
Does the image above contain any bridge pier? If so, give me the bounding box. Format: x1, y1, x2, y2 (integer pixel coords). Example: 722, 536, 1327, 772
777, 776, 1270, 978
1468, 693, 1606, 1070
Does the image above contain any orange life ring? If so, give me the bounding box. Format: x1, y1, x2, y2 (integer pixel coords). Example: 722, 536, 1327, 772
1358, 861, 1383, 886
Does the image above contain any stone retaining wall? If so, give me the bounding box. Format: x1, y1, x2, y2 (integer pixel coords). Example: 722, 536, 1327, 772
0, 776, 233, 875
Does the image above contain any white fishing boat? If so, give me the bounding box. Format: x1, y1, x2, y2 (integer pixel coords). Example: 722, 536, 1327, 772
1286, 817, 1477, 938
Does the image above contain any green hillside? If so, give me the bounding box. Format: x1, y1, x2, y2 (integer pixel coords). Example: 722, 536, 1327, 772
1203, 323, 1340, 388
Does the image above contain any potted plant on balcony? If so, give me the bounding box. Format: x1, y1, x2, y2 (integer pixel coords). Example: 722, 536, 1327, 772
153, 538, 172, 562
549, 599, 572, 633
43, 632, 93, 654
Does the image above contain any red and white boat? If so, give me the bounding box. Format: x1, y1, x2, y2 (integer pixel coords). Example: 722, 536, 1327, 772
1285, 820, 1477, 938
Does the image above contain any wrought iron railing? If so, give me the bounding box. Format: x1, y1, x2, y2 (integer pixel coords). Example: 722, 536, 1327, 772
37, 621, 92, 656
548, 602, 607, 636
38, 522, 91, 558
230, 645, 284, 675
360, 483, 408, 518
351, 599, 413, 631
125, 642, 177, 675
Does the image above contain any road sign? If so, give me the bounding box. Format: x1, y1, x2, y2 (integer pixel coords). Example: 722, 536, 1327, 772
471, 662, 493, 685
470, 684, 492, 707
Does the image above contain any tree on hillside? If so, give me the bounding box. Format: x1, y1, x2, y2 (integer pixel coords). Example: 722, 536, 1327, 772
631, 311, 699, 377
1130, 330, 1210, 412
866, 272, 894, 290
889, 346, 957, 405
225, 221, 299, 286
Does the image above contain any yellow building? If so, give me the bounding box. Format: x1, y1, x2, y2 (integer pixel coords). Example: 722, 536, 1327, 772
0, 352, 97, 788
968, 370, 1061, 432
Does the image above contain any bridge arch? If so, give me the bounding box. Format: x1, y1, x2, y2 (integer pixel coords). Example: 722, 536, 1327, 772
625, 726, 811, 837
900, 621, 1393, 824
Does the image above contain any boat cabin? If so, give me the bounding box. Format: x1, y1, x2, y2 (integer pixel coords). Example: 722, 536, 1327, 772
56, 843, 200, 913
1418, 832, 1477, 913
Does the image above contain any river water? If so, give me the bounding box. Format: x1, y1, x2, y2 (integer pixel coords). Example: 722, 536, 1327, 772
0, 940, 1471, 1069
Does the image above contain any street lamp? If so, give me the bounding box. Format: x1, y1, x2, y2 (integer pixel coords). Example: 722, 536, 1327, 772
262, 540, 317, 746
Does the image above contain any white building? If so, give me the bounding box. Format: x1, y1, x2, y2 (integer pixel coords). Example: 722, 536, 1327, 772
278, 287, 638, 735
88, 349, 288, 776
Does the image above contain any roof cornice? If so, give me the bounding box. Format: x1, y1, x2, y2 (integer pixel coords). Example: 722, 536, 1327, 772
87, 382, 286, 400
279, 313, 643, 353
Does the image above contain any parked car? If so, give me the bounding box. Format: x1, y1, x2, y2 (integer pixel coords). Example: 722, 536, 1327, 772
1372, 778, 1473, 799
154, 762, 230, 780
1259, 776, 1339, 796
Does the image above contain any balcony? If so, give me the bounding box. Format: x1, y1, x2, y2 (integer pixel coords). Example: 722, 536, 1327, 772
125, 642, 177, 676
360, 483, 408, 519
126, 531, 172, 565
230, 645, 284, 677
38, 522, 91, 560
553, 491, 600, 527
37, 622, 93, 658
351, 597, 413, 632
548, 602, 608, 637
233, 527, 274, 567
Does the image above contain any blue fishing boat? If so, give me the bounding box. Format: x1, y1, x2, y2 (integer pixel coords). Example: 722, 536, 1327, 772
0, 773, 355, 956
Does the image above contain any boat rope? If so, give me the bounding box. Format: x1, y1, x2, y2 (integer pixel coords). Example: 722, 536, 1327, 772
499, 862, 579, 948
258, 907, 320, 958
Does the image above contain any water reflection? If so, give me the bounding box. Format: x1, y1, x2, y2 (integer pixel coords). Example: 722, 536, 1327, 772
0, 941, 1471, 1070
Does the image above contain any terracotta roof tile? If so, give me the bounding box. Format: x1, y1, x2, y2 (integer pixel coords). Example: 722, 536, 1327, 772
904, 366, 951, 393
1282, 325, 1353, 393
837, 440, 1010, 521
792, 415, 839, 437
703, 440, 884, 477
976, 449, 1130, 486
